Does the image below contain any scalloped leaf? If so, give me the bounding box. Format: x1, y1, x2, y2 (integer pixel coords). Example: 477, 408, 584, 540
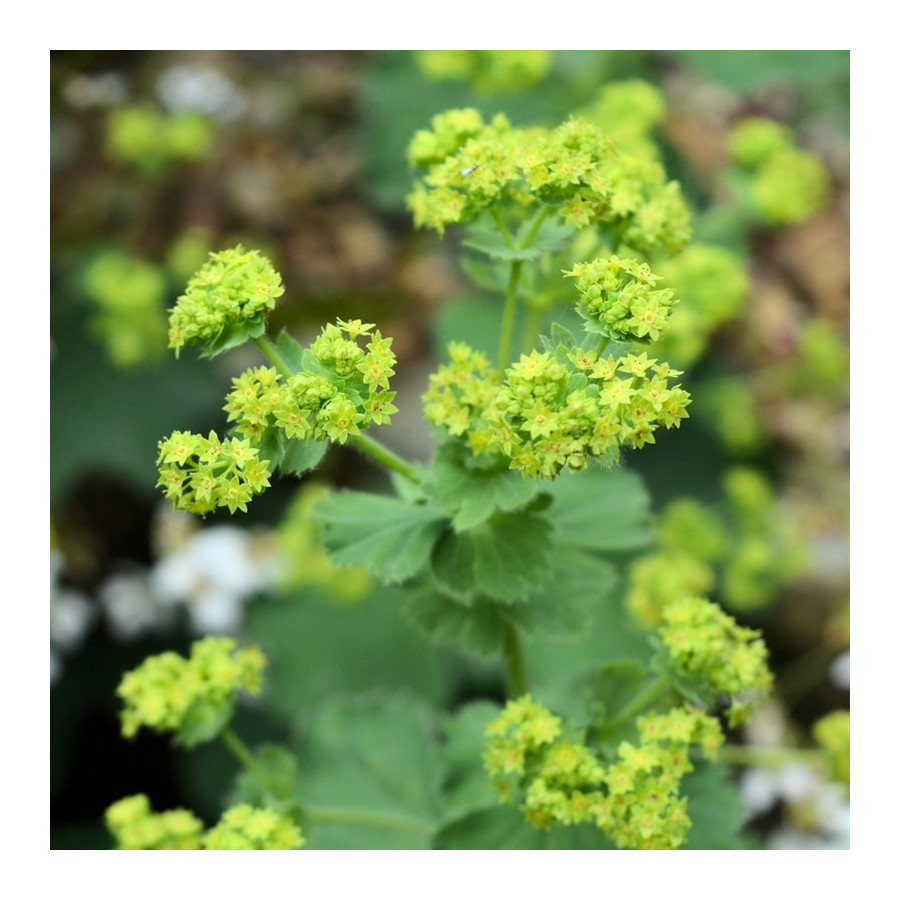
543, 465, 653, 552
314, 491, 449, 583
296, 693, 444, 849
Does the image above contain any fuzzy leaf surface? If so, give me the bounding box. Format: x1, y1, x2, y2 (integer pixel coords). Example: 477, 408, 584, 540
314, 492, 449, 583
297, 693, 443, 849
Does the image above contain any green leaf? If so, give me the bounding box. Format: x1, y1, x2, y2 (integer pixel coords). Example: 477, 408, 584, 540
430, 508, 551, 603
543, 465, 653, 552
244, 588, 452, 719
400, 580, 505, 658
682, 762, 753, 849
280, 438, 328, 477
505, 547, 617, 638
433, 806, 613, 849
200, 315, 267, 359
462, 227, 543, 261
297, 693, 443, 849
274, 329, 305, 372
314, 491, 449, 583
428, 438, 539, 531
174, 699, 234, 749
515, 217, 576, 254
439, 702, 502, 818
229, 744, 300, 807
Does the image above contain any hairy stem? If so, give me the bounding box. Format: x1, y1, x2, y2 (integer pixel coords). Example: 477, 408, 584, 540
305, 805, 434, 837
220, 726, 279, 800
349, 432, 421, 485
501, 620, 529, 698
253, 335, 293, 378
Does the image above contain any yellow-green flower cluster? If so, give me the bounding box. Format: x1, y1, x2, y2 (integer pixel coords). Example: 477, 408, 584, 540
582, 79, 666, 158
407, 111, 690, 254
106, 104, 213, 174
728, 116, 829, 226
565, 256, 677, 343
105, 796, 305, 850
117, 637, 266, 745
483, 698, 723, 849
168, 246, 284, 356
655, 244, 751, 367
105, 794, 204, 850
82, 250, 169, 367
414, 50, 552, 93
224, 320, 397, 446
202, 804, 305, 849
424, 343, 690, 479
658, 597, 773, 725
813, 710, 850, 790
156, 429, 271, 516
626, 550, 716, 627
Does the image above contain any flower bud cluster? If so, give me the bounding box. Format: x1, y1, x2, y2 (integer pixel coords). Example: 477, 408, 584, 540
117, 636, 266, 742
106, 104, 212, 174
105, 794, 204, 850
224, 320, 398, 446
582, 79, 666, 159
654, 244, 751, 367
813, 711, 850, 790
658, 596, 773, 725
82, 250, 168, 367
564, 256, 677, 343
202, 804, 305, 849
414, 50, 552, 93
105, 795, 305, 850
424, 343, 690, 479
156, 429, 271, 516
728, 116, 829, 226
626, 550, 716, 627
483, 697, 723, 849
407, 111, 690, 254
168, 246, 284, 356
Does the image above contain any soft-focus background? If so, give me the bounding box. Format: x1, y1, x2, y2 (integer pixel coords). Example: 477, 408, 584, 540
50, 50, 849, 849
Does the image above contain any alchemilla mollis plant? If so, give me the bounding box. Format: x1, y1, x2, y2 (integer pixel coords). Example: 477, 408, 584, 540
105, 108, 845, 850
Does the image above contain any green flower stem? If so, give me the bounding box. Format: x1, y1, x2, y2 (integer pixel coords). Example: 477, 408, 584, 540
349, 433, 421, 485
718, 744, 824, 769
604, 676, 672, 731
490, 207, 514, 246
305, 805, 434, 837
501, 620, 529, 698
497, 259, 524, 370
253, 335, 293, 377
521, 204, 551, 246
595, 336, 611, 357
220, 726, 279, 800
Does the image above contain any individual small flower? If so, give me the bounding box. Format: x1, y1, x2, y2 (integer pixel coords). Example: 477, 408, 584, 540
168, 246, 284, 356
117, 636, 267, 746
202, 804, 304, 850
105, 794, 205, 850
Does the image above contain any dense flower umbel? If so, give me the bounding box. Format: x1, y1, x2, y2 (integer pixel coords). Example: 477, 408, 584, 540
407, 110, 690, 254
564, 256, 677, 343
424, 342, 690, 478
168, 246, 284, 356
117, 636, 266, 744
105, 796, 305, 850
156, 430, 271, 516
483, 696, 723, 850
658, 597, 773, 726
224, 320, 398, 446
105, 794, 204, 850
202, 804, 305, 850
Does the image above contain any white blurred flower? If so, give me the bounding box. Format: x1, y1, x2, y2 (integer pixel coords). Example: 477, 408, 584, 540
156, 63, 247, 121
151, 526, 276, 635
830, 651, 850, 690
50, 587, 95, 649
98, 570, 173, 640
